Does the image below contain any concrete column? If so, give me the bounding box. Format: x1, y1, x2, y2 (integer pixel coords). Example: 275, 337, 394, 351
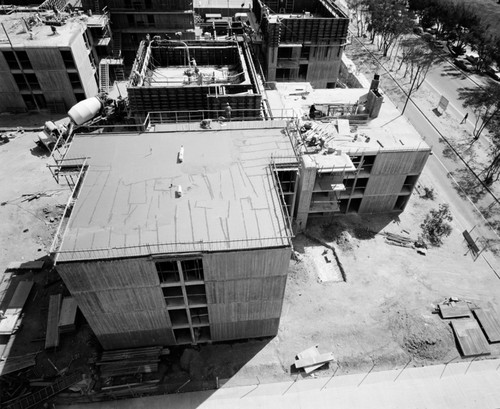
294, 156, 317, 233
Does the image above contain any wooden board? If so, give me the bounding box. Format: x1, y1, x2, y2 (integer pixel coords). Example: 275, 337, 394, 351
0, 281, 33, 335
45, 294, 62, 349
58, 297, 78, 332
0, 314, 20, 335
438, 301, 471, 319
0, 352, 37, 376
295, 352, 334, 369
7, 261, 45, 271
6, 281, 34, 310
295, 345, 324, 374
451, 319, 491, 357
473, 309, 500, 343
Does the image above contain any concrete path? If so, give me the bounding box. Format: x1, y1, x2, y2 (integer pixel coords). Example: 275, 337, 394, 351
60, 359, 500, 409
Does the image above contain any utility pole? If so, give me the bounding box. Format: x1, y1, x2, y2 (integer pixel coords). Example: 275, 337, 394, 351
402, 68, 419, 115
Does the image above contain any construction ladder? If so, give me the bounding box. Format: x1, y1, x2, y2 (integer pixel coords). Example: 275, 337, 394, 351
5, 373, 81, 409
99, 60, 110, 92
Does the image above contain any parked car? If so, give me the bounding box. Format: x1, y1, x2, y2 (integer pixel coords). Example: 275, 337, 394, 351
465, 55, 478, 65
485, 66, 500, 81
454, 58, 473, 72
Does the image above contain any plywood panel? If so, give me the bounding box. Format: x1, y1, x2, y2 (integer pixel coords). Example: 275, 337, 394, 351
371, 150, 430, 175
84, 309, 175, 349
205, 275, 287, 304
28, 48, 65, 71
211, 318, 280, 341
73, 287, 166, 314
36, 71, 73, 93
451, 319, 491, 357
364, 174, 406, 196
57, 258, 159, 292
358, 194, 398, 214
473, 309, 500, 343
208, 300, 283, 323
204, 247, 290, 281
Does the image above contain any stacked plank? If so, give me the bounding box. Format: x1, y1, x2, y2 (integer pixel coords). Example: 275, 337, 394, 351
98, 380, 160, 399
383, 232, 414, 248
97, 346, 162, 378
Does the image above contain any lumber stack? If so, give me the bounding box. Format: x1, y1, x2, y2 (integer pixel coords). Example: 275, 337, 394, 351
97, 346, 163, 378
383, 232, 414, 248
98, 380, 159, 399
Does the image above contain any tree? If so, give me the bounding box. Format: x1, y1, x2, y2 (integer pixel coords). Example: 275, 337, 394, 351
365, 0, 414, 57
398, 37, 439, 89
347, 0, 369, 37
459, 83, 500, 141
480, 126, 500, 186
420, 203, 453, 246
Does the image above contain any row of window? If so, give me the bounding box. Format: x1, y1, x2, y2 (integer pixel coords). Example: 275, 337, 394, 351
2, 50, 77, 71
156, 259, 204, 284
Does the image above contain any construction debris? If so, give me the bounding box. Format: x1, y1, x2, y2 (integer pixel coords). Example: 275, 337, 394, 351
295, 345, 335, 374
96, 346, 163, 378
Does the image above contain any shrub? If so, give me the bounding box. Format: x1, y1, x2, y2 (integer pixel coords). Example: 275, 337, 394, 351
421, 203, 453, 246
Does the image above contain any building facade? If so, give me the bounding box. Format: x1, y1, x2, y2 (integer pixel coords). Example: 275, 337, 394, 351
254, 0, 349, 88
0, 11, 111, 112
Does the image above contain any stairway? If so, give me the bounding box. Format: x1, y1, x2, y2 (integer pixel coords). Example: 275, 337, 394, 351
6, 373, 81, 409
99, 60, 110, 92
112, 32, 122, 59
94, 0, 100, 13
114, 65, 125, 81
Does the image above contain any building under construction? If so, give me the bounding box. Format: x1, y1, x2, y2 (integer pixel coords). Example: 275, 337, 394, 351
0, 7, 112, 113
49, 74, 431, 349
127, 37, 265, 120
254, 0, 349, 87
52, 121, 293, 349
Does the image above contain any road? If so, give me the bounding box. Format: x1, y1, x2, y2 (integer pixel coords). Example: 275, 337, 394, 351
423, 58, 489, 129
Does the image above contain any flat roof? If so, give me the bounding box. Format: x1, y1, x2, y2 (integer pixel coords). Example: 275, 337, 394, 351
56, 123, 293, 262
269, 82, 431, 155
0, 12, 91, 48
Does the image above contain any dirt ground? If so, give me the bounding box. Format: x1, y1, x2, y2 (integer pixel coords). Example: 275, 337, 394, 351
1, 115, 500, 403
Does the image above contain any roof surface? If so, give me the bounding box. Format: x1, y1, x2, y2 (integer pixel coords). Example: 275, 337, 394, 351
269, 82, 431, 155
0, 12, 91, 48
56, 122, 293, 262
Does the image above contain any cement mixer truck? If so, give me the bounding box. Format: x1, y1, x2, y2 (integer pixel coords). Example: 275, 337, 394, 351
37, 92, 124, 152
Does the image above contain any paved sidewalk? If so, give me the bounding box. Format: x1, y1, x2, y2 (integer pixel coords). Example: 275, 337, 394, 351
60, 359, 500, 409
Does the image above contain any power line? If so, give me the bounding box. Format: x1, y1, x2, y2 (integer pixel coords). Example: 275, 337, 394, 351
349, 31, 500, 212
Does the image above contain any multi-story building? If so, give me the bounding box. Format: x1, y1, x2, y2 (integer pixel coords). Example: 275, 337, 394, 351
0, 10, 111, 112
51, 121, 293, 349
254, 0, 349, 88
266, 79, 431, 229
126, 37, 265, 121
50, 76, 430, 349
82, 0, 196, 64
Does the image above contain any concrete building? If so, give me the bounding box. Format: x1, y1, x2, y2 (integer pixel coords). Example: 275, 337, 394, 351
0, 9, 111, 112
254, 0, 349, 87
266, 80, 431, 229
51, 121, 293, 349
127, 37, 265, 121
80, 0, 196, 64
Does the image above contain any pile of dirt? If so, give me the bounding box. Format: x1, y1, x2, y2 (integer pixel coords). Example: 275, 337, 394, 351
388, 307, 454, 362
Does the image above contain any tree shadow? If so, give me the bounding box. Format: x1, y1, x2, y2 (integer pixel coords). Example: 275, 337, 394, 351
447, 168, 487, 203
